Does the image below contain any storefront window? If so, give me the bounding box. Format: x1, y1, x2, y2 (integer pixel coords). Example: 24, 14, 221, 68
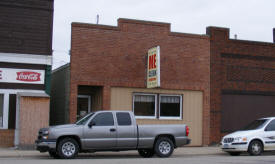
133, 93, 183, 120
133, 94, 156, 118
159, 95, 182, 119
0, 94, 4, 127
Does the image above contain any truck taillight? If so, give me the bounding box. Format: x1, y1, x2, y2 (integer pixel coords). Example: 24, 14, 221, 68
186, 126, 189, 136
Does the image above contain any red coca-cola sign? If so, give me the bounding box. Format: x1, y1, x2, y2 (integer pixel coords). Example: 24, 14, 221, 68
16, 71, 41, 82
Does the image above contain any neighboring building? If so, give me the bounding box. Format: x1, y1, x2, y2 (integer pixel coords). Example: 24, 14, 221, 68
207, 27, 275, 144
70, 19, 211, 146
0, 0, 53, 148
50, 64, 70, 125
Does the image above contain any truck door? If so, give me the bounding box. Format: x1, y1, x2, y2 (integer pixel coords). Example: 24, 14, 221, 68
263, 119, 275, 150
115, 112, 137, 148
83, 112, 117, 149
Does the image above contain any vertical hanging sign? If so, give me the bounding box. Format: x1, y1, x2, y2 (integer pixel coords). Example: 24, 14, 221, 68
147, 46, 160, 88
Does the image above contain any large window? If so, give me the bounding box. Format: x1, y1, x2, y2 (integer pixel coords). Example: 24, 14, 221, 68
133, 93, 183, 120
0, 94, 3, 127
159, 95, 182, 119
133, 94, 157, 118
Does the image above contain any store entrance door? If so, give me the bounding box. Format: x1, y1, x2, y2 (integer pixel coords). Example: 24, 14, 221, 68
77, 95, 91, 120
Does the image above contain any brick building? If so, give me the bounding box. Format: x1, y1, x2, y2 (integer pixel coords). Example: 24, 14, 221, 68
69, 19, 210, 146
50, 18, 275, 146
207, 27, 275, 144
0, 0, 53, 147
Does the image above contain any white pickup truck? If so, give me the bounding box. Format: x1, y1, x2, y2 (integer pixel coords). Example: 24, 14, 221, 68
221, 117, 275, 156
35, 111, 190, 159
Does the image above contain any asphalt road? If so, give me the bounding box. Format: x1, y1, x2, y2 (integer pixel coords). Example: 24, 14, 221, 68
1, 153, 275, 164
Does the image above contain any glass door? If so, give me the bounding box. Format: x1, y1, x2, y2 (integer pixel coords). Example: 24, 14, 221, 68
77, 95, 91, 120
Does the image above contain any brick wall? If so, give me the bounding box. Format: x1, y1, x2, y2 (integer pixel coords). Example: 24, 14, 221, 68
207, 27, 275, 144
0, 130, 14, 147
70, 18, 211, 145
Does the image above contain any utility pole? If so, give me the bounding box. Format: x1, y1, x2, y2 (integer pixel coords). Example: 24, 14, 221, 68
96, 14, 99, 24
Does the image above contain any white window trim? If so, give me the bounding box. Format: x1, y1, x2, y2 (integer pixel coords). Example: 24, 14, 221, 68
133, 93, 157, 119
159, 94, 183, 120
0, 93, 9, 129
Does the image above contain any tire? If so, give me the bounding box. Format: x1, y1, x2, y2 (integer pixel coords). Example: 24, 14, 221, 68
49, 150, 60, 159
228, 152, 241, 156
138, 149, 154, 158
57, 138, 79, 159
248, 140, 263, 156
154, 137, 174, 158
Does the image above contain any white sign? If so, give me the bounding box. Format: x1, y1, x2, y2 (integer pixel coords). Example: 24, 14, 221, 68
147, 46, 160, 88
0, 68, 45, 84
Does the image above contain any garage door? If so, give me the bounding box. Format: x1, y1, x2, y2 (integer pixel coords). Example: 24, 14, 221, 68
221, 94, 275, 132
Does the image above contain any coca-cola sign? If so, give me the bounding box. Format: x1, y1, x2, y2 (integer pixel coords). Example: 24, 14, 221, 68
0, 68, 45, 84
16, 72, 41, 82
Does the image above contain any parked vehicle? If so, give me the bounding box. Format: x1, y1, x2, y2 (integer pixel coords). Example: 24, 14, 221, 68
221, 117, 275, 156
35, 111, 190, 159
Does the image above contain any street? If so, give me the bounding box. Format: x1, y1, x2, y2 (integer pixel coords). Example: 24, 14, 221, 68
1, 149, 275, 164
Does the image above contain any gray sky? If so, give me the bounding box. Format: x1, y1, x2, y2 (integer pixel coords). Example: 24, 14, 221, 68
52, 0, 275, 69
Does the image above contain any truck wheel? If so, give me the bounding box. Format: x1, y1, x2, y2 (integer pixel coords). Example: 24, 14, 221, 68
138, 149, 154, 158
154, 137, 174, 158
57, 138, 79, 159
49, 150, 60, 159
248, 140, 263, 156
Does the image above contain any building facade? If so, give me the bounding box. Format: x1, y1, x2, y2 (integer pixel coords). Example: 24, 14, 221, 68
0, 0, 53, 147
207, 27, 275, 144
51, 18, 275, 146
70, 19, 210, 146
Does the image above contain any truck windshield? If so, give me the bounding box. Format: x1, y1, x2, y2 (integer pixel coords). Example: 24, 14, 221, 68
76, 113, 94, 125
241, 119, 268, 131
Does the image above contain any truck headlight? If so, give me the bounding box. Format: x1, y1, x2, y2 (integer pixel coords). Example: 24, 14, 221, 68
234, 137, 247, 142
42, 135, 49, 140
43, 130, 49, 135
42, 130, 49, 139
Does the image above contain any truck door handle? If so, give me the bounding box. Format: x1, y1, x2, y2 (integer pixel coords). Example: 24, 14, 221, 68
110, 128, 116, 132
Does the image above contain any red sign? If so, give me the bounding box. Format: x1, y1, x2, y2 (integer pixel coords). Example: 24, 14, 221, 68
148, 54, 157, 69
16, 72, 41, 82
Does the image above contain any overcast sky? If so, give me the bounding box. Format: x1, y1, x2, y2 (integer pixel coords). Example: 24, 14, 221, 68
52, 0, 275, 69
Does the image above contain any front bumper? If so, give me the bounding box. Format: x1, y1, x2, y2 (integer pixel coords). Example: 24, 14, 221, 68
221, 142, 248, 152
35, 139, 57, 152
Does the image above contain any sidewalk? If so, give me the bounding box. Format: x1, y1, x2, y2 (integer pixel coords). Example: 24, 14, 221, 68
0, 146, 224, 158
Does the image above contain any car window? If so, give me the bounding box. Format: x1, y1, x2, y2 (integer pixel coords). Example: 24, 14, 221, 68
116, 112, 132, 126
241, 119, 268, 131
265, 120, 275, 131
76, 113, 94, 125
91, 112, 114, 126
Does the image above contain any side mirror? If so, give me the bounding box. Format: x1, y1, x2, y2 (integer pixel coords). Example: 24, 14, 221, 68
88, 121, 96, 128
